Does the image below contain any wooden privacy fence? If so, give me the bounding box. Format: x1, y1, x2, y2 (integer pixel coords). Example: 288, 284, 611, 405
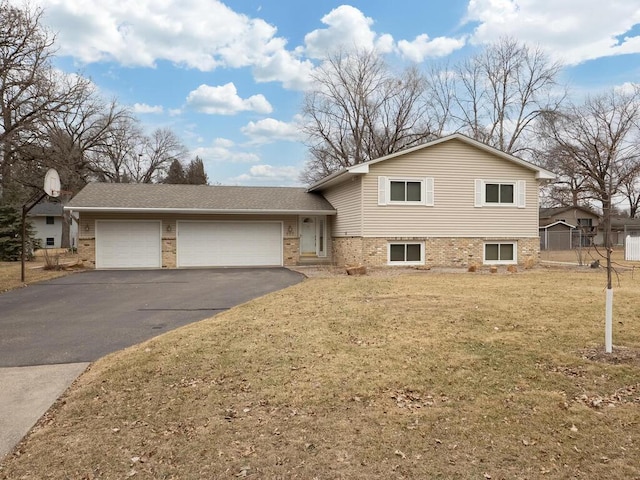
625, 235, 640, 261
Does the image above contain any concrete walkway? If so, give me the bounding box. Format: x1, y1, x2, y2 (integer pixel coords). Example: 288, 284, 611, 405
0, 363, 89, 459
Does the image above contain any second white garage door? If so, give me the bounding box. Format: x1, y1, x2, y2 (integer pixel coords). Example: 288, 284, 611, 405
177, 221, 283, 267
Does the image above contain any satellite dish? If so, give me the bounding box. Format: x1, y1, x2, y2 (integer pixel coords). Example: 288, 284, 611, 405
44, 169, 61, 197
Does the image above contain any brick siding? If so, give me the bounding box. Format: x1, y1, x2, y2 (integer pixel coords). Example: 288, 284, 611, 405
333, 236, 540, 267
283, 238, 299, 266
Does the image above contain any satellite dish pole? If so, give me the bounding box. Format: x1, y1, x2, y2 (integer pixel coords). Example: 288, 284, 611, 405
21, 169, 61, 282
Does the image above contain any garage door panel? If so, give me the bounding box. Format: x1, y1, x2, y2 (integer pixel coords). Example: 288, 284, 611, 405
178, 222, 282, 267
96, 221, 161, 269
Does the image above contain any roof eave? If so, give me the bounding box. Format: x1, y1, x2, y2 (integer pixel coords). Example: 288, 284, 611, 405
64, 206, 337, 215
308, 133, 556, 189
307, 164, 369, 192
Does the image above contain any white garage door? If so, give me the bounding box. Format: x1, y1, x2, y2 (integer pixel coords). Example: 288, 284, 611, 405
177, 221, 282, 267
96, 221, 161, 269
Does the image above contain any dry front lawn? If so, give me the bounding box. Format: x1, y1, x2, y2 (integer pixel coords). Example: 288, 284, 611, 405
0, 250, 81, 292
1, 268, 639, 479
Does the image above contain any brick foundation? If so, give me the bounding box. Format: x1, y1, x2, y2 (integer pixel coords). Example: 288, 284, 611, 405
333, 236, 540, 267
332, 237, 364, 266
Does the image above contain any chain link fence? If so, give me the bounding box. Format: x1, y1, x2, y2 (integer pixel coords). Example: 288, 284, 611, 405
540, 228, 640, 265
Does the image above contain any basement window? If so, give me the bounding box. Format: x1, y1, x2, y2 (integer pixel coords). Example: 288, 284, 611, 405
484, 242, 517, 264
388, 242, 424, 265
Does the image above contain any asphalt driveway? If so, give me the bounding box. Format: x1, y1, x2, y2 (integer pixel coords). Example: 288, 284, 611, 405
0, 268, 304, 458
0, 268, 304, 367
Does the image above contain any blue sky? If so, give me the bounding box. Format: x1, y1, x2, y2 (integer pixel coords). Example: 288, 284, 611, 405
17, 0, 640, 186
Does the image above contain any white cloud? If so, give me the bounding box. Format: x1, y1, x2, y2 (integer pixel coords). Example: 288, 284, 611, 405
614, 82, 640, 95
304, 5, 377, 58
465, 0, 640, 65
229, 164, 301, 186
192, 138, 260, 164
213, 137, 235, 149
252, 49, 315, 90
241, 117, 305, 144
132, 103, 163, 114
25, 0, 314, 89
186, 83, 272, 115
398, 34, 466, 62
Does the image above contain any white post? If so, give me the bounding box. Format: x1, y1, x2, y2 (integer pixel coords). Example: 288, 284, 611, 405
605, 288, 613, 353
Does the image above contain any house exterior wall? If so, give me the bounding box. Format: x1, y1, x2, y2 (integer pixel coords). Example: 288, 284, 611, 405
322, 139, 542, 267
77, 212, 326, 268
360, 139, 540, 238
30, 216, 62, 248
321, 177, 363, 237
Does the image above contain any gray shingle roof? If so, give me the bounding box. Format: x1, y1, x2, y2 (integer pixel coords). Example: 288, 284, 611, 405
66, 183, 336, 214
29, 202, 64, 216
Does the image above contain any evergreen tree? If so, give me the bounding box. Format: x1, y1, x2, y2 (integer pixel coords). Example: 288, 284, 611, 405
0, 205, 38, 261
186, 157, 208, 185
163, 159, 186, 184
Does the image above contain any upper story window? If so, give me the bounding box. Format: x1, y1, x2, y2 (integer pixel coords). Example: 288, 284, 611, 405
46, 216, 55, 224
577, 218, 593, 227
485, 183, 514, 204
390, 180, 422, 202
378, 176, 434, 206
475, 180, 526, 208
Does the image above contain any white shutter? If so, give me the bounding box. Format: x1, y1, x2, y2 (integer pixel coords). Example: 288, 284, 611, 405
424, 177, 434, 206
517, 180, 526, 208
378, 176, 387, 205
474, 179, 483, 207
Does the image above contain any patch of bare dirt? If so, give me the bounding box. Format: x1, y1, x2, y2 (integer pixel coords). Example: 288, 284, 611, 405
580, 345, 640, 367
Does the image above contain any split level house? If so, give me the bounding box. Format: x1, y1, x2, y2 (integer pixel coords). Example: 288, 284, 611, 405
65, 134, 555, 269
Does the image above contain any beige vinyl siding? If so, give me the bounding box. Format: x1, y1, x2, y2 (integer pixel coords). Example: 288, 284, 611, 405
322, 177, 363, 237
362, 139, 539, 237
79, 213, 299, 239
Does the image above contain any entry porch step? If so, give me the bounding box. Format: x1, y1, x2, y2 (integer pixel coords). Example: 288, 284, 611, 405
297, 255, 333, 266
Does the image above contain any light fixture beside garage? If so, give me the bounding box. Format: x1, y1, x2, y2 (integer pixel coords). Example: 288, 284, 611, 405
166, 224, 172, 232
287, 225, 293, 235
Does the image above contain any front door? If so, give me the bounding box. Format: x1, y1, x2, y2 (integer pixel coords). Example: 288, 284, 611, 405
300, 217, 316, 255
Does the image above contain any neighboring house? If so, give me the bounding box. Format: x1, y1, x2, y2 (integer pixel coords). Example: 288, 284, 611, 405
539, 206, 599, 247
65, 134, 555, 269
28, 201, 78, 249
596, 216, 640, 246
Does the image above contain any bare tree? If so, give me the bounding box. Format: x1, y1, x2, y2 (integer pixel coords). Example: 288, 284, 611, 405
301, 50, 440, 183
128, 128, 187, 183
620, 173, 640, 218
0, 2, 85, 203
91, 115, 144, 183
539, 88, 640, 233
538, 86, 640, 351
38, 80, 133, 189
444, 37, 565, 156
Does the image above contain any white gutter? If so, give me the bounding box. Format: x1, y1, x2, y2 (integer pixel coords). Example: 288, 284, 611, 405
64, 206, 337, 215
